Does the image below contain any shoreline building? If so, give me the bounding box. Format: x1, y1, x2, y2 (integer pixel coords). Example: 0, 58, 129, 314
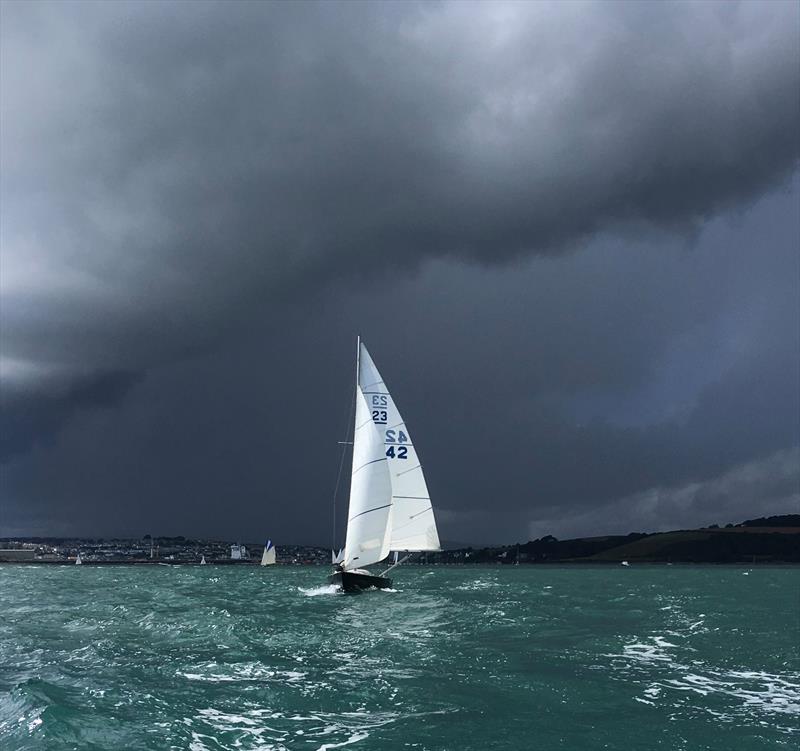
230, 544, 248, 561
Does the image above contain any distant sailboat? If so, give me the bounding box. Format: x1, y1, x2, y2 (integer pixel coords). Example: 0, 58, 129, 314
328, 338, 441, 593
260, 540, 276, 566
75, 552, 82, 565
200, 555, 207, 565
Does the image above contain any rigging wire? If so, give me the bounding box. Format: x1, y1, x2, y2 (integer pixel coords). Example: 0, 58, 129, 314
331, 380, 356, 557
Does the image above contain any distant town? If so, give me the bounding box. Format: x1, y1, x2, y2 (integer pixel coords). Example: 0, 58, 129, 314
0, 536, 330, 565
1, 514, 798, 565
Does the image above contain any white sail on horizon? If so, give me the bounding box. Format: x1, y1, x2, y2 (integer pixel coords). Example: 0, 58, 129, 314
342, 341, 440, 571
261, 540, 276, 566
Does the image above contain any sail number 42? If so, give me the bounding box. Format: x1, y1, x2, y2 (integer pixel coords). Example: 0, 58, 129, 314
385, 429, 408, 459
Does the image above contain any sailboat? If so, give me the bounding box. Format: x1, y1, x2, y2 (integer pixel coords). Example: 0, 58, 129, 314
328, 338, 441, 593
260, 540, 276, 566
75, 552, 82, 565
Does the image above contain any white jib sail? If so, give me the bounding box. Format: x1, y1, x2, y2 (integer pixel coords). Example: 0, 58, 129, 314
342, 341, 440, 571
261, 540, 276, 566
360, 344, 440, 554
342, 377, 393, 570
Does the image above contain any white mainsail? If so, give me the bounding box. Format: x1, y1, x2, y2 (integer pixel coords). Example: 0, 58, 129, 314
261, 540, 276, 566
341, 340, 440, 571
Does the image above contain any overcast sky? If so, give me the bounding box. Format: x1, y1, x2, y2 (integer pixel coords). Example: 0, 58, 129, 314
1, 0, 798, 545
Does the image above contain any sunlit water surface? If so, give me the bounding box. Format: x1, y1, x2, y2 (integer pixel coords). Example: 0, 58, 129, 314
1, 565, 797, 750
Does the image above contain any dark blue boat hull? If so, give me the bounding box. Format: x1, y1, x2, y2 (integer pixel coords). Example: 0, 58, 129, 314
328, 570, 392, 593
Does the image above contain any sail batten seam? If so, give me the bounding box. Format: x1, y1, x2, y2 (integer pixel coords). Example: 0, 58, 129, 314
348, 503, 393, 523
395, 463, 421, 477
352, 457, 388, 475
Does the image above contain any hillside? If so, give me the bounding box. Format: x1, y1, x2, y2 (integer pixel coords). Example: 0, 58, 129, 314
427, 515, 800, 564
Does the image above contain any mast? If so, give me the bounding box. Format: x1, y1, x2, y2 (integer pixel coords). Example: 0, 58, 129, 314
331, 336, 361, 561
345, 334, 360, 548
355, 334, 361, 394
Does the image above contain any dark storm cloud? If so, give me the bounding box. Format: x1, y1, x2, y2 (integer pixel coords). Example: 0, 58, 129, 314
1, 370, 144, 461
3, 1, 798, 373
3, 187, 796, 543
1, 1, 798, 540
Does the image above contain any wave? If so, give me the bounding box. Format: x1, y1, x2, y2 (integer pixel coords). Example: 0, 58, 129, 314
613, 634, 800, 730
298, 584, 340, 597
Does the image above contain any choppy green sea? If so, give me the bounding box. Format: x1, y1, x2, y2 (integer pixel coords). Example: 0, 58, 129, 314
1, 564, 797, 750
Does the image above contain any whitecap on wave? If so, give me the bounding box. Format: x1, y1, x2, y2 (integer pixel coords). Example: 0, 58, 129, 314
185, 706, 404, 751
663, 670, 800, 717
298, 584, 340, 597
455, 579, 498, 591
316, 731, 370, 750
178, 661, 306, 684
613, 635, 800, 728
